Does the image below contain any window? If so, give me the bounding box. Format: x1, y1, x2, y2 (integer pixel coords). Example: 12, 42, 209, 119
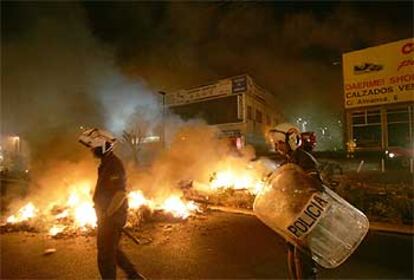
351, 109, 382, 148
256, 110, 262, 123
170, 95, 240, 125
387, 107, 410, 147
247, 106, 252, 120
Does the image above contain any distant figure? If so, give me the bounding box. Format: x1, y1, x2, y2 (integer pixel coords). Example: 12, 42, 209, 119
346, 139, 357, 158
79, 128, 143, 280
269, 123, 323, 280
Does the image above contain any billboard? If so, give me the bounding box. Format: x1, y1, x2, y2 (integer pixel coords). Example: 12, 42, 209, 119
343, 38, 414, 109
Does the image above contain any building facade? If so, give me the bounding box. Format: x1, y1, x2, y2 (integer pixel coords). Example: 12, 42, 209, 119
342, 38, 414, 156
165, 74, 285, 153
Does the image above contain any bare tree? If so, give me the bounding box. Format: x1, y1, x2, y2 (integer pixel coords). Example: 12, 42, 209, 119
121, 104, 163, 166
122, 125, 146, 166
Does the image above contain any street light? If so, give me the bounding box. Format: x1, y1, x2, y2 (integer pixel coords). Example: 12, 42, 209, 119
158, 91, 166, 148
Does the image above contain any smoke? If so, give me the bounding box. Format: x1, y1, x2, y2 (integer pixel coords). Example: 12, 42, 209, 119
92, 69, 161, 134
4, 2, 411, 158
2, 4, 91, 161
1, 3, 162, 162
127, 119, 255, 200
1, 2, 257, 212
83, 2, 412, 149
1, 2, 412, 211
0, 2, 166, 208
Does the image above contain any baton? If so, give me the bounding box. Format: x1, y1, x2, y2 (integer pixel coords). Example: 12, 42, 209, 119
121, 228, 141, 245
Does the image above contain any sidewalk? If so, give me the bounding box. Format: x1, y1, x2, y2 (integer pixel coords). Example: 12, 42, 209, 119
209, 206, 414, 235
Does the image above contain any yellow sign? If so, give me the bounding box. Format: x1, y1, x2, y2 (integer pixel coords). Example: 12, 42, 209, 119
342, 38, 414, 108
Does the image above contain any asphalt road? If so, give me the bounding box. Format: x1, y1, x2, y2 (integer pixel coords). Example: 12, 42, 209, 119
1, 211, 413, 279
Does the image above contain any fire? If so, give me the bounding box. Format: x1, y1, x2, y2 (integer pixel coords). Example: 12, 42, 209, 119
210, 170, 253, 190
3, 165, 259, 236
128, 190, 151, 209
128, 191, 199, 219
47, 182, 97, 234
4, 181, 200, 235
160, 195, 199, 219
6, 202, 38, 224
73, 202, 97, 228
209, 169, 265, 195
49, 224, 66, 236
65, 186, 97, 228
54, 209, 69, 219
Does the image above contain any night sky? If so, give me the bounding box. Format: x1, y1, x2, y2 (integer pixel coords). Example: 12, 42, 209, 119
1, 1, 413, 156
84, 2, 412, 104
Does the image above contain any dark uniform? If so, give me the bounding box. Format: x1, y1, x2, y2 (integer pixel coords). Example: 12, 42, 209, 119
289, 148, 322, 184
285, 147, 322, 280
93, 152, 140, 279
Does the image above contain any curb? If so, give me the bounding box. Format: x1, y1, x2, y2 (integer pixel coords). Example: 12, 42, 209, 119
369, 222, 414, 235
209, 206, 414, 235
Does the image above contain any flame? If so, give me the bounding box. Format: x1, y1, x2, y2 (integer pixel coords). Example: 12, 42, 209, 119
6, 182, 200, 235
209, 169, 264, 195
47, 182, 97, 234
160, 195, 199, 219
49, 224, 66, 236
73, 202, 97, 228
128, 190, 151, 209
6, 202, 38, 224
253, 181, 266, 195
65, 183, 97, 228
54, 209, 69, 219
128, 191, 198, 219
67, 193, 80, 207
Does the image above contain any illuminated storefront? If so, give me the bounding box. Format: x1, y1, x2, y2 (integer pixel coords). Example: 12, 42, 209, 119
343, 38, 414, 153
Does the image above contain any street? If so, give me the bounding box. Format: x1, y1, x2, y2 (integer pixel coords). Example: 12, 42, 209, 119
1, 211, 412, 279
2, 2, 413, 279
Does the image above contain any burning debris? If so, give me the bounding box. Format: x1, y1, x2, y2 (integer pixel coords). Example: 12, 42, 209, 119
1, 203, 39, 234
1, 186, 202, 238
184, 157, 277, 209
1, 177, 260, 238
209, 169, 266, 195
161, 196, 199, 219
1, 147, 276, 238
6, 202, 38, 224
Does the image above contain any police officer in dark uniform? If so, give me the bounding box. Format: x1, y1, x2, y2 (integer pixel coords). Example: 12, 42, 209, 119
79, 128, 142, 280
269, 123, 322, 280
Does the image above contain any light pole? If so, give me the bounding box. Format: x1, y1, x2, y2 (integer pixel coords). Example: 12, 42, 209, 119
158, 91, 166, 148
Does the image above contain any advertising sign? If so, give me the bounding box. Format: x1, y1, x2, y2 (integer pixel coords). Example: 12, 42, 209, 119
232, 76, 247, 93
343, 38, 414, 108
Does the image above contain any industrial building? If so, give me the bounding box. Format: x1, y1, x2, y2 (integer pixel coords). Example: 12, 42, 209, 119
166, 74, 285, 153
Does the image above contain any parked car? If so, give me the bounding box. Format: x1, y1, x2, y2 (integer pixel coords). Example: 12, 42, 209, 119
385, 146, 413, 168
